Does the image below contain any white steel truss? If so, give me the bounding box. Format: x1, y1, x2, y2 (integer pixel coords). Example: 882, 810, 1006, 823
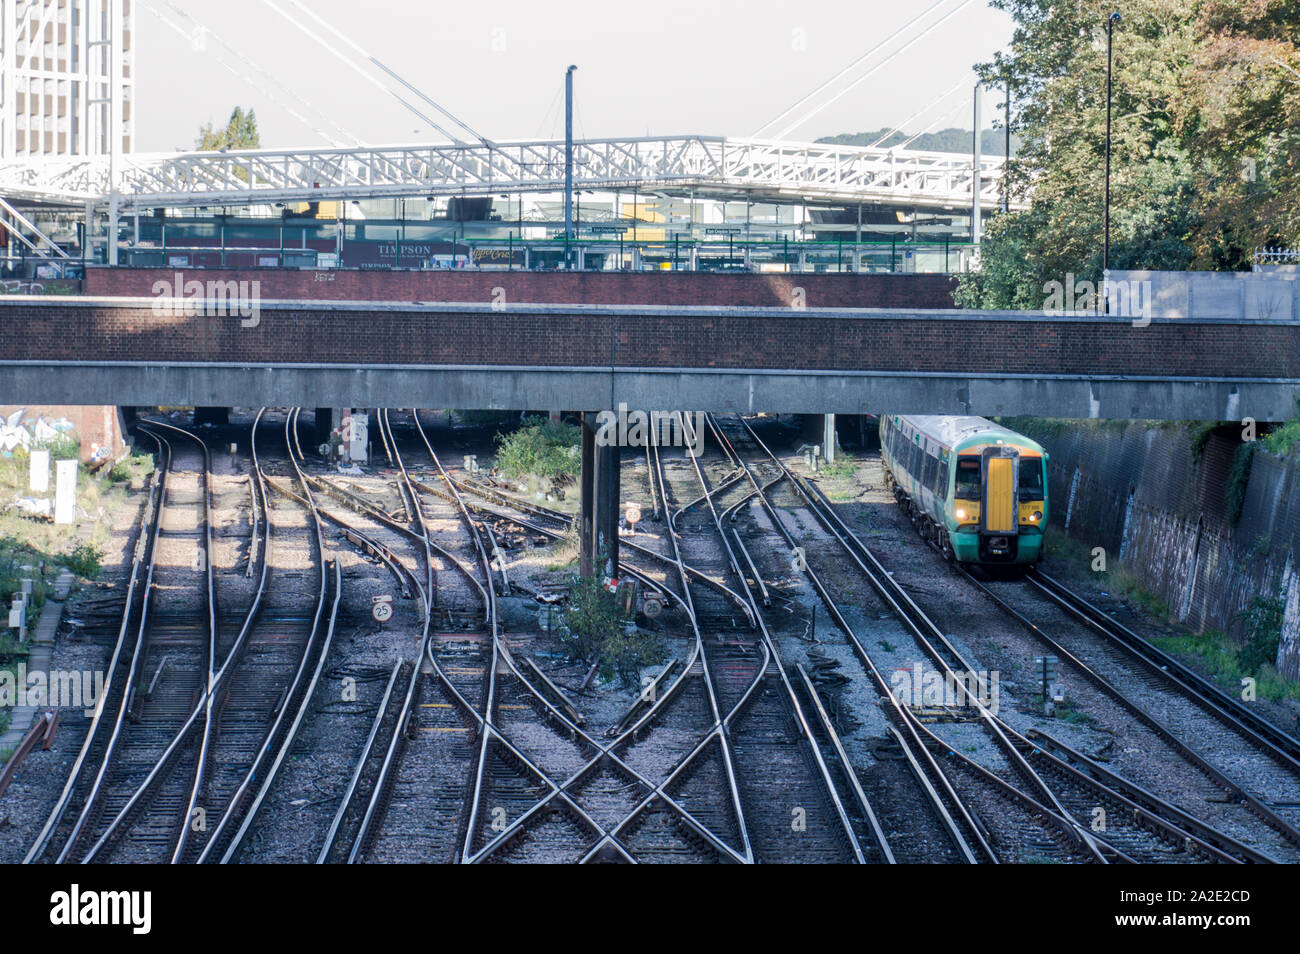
0, 135, 1017, 212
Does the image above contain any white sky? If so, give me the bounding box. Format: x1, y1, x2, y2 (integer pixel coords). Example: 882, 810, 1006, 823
135, 0, 1014, 151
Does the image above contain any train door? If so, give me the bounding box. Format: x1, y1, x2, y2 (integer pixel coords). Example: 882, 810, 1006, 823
980, 446, 1019, 560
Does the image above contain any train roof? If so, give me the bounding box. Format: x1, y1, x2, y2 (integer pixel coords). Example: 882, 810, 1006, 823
886, 415, 1046, 454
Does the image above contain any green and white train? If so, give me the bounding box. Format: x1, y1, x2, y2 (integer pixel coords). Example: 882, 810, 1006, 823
879, 415, 1049, 566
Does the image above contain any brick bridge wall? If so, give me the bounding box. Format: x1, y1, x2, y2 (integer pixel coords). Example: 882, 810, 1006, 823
1, 299, 1296, 379
82, 266, 960, 309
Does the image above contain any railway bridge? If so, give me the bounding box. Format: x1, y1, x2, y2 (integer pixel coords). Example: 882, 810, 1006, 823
2, 270, 1296, 574
0, 284, 1294, 422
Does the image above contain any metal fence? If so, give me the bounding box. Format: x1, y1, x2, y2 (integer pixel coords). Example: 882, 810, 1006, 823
1254, 246, 1300, 266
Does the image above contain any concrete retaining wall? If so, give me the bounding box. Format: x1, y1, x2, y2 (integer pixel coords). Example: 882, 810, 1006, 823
1018, 419, 1300, 679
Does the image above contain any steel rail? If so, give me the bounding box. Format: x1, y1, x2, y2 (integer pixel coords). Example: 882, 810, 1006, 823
77, 411, 279, 863
709, 415, 987, 862
794, 664, 895, 863
197, 408, 338, 862
264, 475, 420, 600
344, 410, 575, 863
965, 570, 1300, 857
783, 461, 1120, 859
141, 419, 219, 866
308, 471, 488, 617
212, 559, 341, 862
386, 411, 618, 862
1030, 571, 1300, 771
54, 425, 182, 864
330, 409, 582, 863
333, 408, 442, 863
677, 412, 867, 863
725, 416, 1126, 860
23, 430, 167, 864
424, 473, 754, 621
632, 424, 757, 862
783, 454, 1236, 862
1025, 730, 1277, 864
428, 414, 763, 863
400, 410, 644, 864
317, 661, 404, 864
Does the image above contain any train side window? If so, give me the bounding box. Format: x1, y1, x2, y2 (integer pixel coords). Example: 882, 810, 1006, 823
922, 451, 937, 490
955, 457, 981, 498
936, 459, 950, 496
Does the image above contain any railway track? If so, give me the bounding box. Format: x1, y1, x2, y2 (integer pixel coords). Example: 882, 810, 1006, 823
26, 408, 1276, 865
713, 413, 1259, 864
654, 417, 871, 863
399, 464, 756, 862
195, 409, 342, 864
24, 410, 344, 865
961, 568, 1300, 861
405, 410, 662, 864
25, 421, 231, 863
343, 410, 488, 863
26, 422, 223, 863
24, 426, 169, 864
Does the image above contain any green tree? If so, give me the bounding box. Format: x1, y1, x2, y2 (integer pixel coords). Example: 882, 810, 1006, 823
957, 0, 1300, 309
196, 106, 261, 152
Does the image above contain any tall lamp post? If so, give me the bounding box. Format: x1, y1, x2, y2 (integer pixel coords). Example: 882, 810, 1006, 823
1003, 73, 1012, 214
971, 81, 982, 248
1104, 12, 1121, 275
564, 65, 577, 270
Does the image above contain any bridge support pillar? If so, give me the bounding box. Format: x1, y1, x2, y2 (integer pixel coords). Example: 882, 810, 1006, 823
823, 413, 837, 464
580, 412, 619, 580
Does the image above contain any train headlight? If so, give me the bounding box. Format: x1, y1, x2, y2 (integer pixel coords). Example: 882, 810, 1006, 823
1030, 511, 1042, 522
955, 508, 968, 521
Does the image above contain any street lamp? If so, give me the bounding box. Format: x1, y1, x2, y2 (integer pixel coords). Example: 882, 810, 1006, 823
1104, 11, 1121, 275
1003, 72, 1012, 214
564, 65, 577, 269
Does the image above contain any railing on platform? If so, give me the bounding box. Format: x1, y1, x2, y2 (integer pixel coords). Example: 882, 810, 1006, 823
106, 236, 980, 275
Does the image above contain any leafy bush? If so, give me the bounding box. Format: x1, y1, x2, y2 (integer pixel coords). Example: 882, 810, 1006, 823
1263, 419, 1300, 457
558, 575, 621, 663
63, 542, 102, 578
36, 432, 80, 462
558, 576, 665, 688
1238, 591, 1285, 674
494, 417, 580, 482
